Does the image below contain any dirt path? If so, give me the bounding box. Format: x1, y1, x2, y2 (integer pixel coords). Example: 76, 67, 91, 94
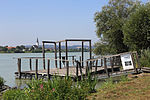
88, 73, 150, 100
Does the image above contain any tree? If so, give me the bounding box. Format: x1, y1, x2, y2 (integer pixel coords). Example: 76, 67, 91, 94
94, 0, 140, 54
123, 3, 150, 51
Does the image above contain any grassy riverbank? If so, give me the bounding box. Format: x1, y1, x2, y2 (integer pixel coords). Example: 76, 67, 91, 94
88, 73, 150, 100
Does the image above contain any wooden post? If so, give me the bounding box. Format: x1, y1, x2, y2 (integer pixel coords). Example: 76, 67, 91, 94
76, 61, 78, 77
47, 59, 50, 79
65, 41, 68, 66
110, 57, 114, 73
104, 57, 110, 77
89, 40, 92, 59
66, 61, 69, 76
81, 41, 84, 67
79, 56, 81, 64
59, 42, 62, 69
29, 59, 32, 71
42, 42, 46, 69
135, 51, 141, 70
18, 58, 21, 79
65, 40, 69, 76
101, 58, 103, 67
89, 40, 92, 70
131, 53, 138, 73
86, 61, 88, 75
54, 42, 57, 68
35, 59, 38, 79
79, 62, 83, 77
95, 60, 98, 72
72, 56, 75, 66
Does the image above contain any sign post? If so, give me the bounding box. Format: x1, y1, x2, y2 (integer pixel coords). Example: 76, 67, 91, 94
121, 53, 134, 70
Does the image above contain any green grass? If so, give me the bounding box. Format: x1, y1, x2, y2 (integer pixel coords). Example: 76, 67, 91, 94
88, 73, 150, 100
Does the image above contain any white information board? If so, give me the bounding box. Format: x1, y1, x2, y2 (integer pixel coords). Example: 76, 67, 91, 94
120, 53, 134, 70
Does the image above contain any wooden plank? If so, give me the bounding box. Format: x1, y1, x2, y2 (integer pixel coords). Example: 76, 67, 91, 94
42, 42, 46, 69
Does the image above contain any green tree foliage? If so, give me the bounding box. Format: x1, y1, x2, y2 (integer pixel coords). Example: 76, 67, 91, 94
94, 0, 140, 54
123, 3, 150, 51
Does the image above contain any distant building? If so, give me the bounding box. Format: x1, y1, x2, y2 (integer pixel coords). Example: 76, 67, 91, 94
7, 47, 16, 50
32, 38, 39, 49
36, 38, 39, 47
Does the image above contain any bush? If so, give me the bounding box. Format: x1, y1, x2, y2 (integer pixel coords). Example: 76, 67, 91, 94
2, 89, 26, 100
140, 49, 150, 67
0, 76, 5, 88
3, 76, 97, 100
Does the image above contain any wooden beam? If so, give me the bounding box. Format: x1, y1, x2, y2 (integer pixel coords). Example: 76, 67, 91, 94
42, 41, 56, 43
59, 42, 62, 69
42, 42, 46, 69
54, 43, 57, 68
65, 39, 91, 42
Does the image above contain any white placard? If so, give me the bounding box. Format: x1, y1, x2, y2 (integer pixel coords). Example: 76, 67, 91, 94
120, 53, 134, 70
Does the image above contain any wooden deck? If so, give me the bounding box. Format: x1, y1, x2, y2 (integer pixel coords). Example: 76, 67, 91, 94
15, 66, 120, 79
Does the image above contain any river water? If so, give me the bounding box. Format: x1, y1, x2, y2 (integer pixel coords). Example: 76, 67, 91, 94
0, 52, 92, 87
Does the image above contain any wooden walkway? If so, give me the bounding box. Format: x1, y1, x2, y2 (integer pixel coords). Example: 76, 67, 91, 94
15, 66, 120, 79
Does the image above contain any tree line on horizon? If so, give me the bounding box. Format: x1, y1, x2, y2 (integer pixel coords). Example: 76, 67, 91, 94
94, 0, 150, 55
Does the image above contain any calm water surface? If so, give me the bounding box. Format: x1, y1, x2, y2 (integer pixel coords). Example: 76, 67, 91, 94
0, 52, 92, 87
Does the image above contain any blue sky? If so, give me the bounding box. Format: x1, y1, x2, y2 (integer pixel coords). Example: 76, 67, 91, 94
0, 0, 148, 46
